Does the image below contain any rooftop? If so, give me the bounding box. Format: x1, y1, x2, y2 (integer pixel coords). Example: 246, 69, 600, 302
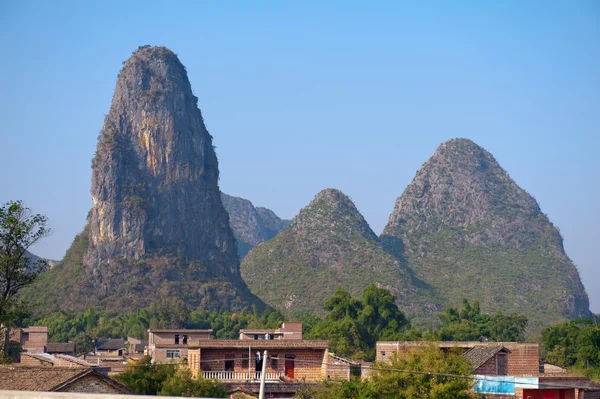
190, 339, 328, 349
0, 366, 132, 393
148, 329, 213, 333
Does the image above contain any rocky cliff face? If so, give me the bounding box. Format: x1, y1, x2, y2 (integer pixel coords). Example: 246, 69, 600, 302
28, 46, 261, 312
240, 188, 436, 318
221, 194, 290, 258
381, 138, 590, 329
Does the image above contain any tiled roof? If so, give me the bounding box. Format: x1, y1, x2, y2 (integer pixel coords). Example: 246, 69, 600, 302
46, 342, 75, 353
0, 366, 132, 393
463, 345, 510, 370
95, 338, 125, 350
191, 339, 328, 349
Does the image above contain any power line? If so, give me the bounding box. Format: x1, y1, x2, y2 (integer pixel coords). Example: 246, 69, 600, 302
110, 355, 596, 390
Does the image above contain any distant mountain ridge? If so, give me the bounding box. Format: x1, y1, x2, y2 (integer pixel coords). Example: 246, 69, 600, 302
240, 188, 437, 319
221, 194, 291, 258
381, 138, 590, 330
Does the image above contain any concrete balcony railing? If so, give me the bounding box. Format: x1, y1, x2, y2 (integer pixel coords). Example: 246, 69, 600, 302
201, 371, 284, 381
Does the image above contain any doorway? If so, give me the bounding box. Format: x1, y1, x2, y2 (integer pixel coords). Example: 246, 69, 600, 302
284, 355, 295, 379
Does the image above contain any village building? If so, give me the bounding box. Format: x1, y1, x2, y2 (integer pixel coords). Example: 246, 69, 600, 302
10, 326, 48, 354
94, 338, 126, 356
188, 338, 329, 398
45, 342, 76, 356
147, 328, 212, 362
0, 366, 133, 394
376, 341, 600, 399
238, 322, 303, 340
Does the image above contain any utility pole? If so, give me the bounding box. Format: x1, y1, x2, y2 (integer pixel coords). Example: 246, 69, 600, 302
258, 349, 268, 399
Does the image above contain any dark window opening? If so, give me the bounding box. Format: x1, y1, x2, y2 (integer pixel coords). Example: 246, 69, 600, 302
174, 335, 180, 345
225, 354, 235, 371
254, 334, 258, 340
242, 354, 249, 368
271, 355, 278, 370
182, 335, 188, 345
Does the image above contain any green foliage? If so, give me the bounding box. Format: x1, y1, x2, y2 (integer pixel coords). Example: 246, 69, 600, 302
158, 368, 227, 397
0, 200, 50, 356
364, 346, 477, 399
115, 356, 175, 395
302, 346, 475, 399
27, 302, 284, 344
306, 285, 409, 360
427, 299, 528, 342
541, 316, 600, 379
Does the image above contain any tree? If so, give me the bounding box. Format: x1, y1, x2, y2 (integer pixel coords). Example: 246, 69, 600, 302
0, 200, 50, 357
366, 345, 476, 399
115, 356, 175, 395
159, 368, 227, 397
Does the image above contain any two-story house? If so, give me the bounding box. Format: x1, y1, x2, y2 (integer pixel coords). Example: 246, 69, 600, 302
147, 329, 212, 362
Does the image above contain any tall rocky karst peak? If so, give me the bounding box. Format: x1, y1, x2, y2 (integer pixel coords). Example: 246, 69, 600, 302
27, 46, 263, 313
241, 188, 436, 320
382, 138, 590, 331
221, 194, 291, 259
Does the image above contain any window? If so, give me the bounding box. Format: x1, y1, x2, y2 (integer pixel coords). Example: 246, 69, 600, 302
182, 335, 188, 345
254, 334, 258, 340
174, 335, 180, 345
497, 354, 507, 376
381, 352, 386, 362
242, 354, 249, 368
271, 354, 278, 369
166, 350, 180, 359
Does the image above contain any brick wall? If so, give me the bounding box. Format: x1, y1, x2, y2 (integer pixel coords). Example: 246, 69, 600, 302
150, 331, 210, 345
53, 358, 87, 368
56, 375, 125, 394
152, 347, 189, 363
476, 355, 498, 375
503, 344, 540, 376
20, 355, 52, 367
22, 331, 48, 353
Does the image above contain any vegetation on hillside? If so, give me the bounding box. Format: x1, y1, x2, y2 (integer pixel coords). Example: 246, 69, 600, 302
382, 138, 589, 334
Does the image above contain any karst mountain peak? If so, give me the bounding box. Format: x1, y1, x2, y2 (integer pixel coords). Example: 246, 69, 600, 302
27, 45, 263, 313
241, 188, 436, 319
381, 137, 590, 331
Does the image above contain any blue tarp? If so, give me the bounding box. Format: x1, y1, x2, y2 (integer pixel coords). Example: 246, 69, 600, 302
473, 375, 538, 395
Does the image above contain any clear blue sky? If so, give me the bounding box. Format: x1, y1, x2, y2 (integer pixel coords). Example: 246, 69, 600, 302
1, 1, 598, 311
